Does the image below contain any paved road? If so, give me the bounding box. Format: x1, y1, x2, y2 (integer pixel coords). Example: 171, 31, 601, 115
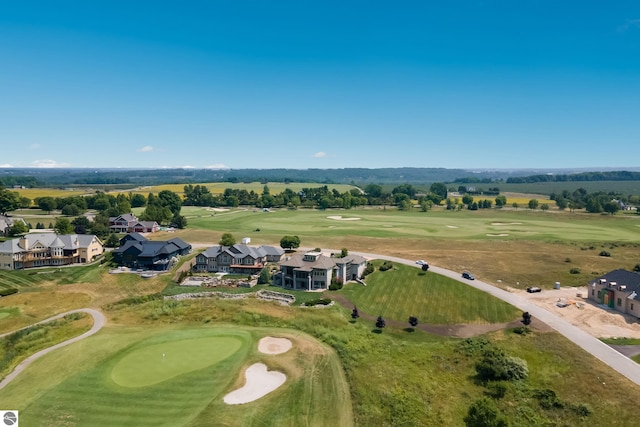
316, 248, 640, 386
0, 308, 106, 391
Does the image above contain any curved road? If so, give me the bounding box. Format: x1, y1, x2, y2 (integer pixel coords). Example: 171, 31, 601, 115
0, 308, 106, 391
343, 249, 640, 386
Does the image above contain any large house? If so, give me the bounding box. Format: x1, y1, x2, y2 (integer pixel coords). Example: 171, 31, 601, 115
194, 244, 284, 275
273, 250, 367, 291
109, 213, 159, 234
112, 233, 191, 271
0, 232, 104, 270
588, 269, 640, 319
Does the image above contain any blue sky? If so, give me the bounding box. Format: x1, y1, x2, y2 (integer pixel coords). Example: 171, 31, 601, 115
1, 1, 639, 170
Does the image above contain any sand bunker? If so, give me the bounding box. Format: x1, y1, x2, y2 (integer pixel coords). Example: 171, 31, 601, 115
327, 216, 360, 221
258, 337, 292, 355
491, 222, 522, 226
207, 208, 229, 212
486, 233, 509, 237
223, 363, 286, 405
446, 225, 459, 229
223, 337, 292, 405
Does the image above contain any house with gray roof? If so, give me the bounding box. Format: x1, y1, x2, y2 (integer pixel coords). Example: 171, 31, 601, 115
0, 232, 104, 270
112, 233, 191, 271
274, 250, 367, 291
588, 269, 640, 319
194, 244, 284, 275
109, 213, 159, 234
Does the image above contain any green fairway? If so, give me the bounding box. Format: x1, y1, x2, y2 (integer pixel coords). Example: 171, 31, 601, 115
0, 325, 352, 427
111, 336, 243, 387
179, 205, 640, 244
341, 262, 520, 324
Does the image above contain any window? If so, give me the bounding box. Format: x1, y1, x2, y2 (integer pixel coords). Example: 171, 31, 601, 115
632, 303, 635, 311
591, 289, 594, 296
617, 298, 622, 306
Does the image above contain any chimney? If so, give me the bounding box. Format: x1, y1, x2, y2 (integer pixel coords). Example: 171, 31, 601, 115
19, 235, 28, 250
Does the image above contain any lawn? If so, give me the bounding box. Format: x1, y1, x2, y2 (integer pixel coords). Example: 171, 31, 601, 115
0, 324, 351, 427
340, 262, 520, 324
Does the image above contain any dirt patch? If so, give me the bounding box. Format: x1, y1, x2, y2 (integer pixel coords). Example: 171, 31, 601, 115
446, 225, 459, 229
513, 286, 640, 339
486, 233, 509, 237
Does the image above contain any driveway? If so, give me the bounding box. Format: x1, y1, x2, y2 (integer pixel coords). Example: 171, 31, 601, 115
0, 308, 106, 390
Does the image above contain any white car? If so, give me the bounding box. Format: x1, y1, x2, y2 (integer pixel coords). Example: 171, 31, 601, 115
415, 260, 427, 265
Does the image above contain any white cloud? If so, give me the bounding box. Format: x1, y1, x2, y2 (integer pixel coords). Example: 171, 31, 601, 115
0, 164, 13, 167
31, 159, 70, 168
205, 163, 228, 169
313, 151, 327, 158
181, 165, 195, 169
137, 145, 154, 152
618, 19, 640, 31
29, 144, 41, 150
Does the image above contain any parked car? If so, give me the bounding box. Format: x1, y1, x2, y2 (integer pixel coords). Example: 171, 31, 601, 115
462, 271, 475, 280
527, 287, 542, 293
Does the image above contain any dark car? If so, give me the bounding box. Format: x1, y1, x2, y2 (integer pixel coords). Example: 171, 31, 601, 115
527, 287, 542, 293
462, 271, 475, 280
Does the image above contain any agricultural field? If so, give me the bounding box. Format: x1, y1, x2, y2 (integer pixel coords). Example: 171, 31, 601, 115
114, 181, 360, 197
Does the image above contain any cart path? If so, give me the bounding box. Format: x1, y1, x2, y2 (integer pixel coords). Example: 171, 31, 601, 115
0, 308, 106, 390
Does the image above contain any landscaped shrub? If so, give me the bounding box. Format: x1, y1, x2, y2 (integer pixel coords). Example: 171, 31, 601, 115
513, 326, 531, 335
329, 277, 343, 290
0, 288, 18, 297
569, 268, 581, 274
379, 261, 394, 271
257, 267, 270, 284
362, 262, 375, 278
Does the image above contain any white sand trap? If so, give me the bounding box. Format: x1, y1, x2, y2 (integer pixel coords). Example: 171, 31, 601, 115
207, 207, 229, 212
486, 233, 509, 237
446, 225, 459, 229
327, 216, 361, 221
258, 337, 292, 355
491, 222, 522, 226
223, 363, 286, 405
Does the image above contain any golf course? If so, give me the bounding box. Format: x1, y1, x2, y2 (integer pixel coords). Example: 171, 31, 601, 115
1, 200, 640, 425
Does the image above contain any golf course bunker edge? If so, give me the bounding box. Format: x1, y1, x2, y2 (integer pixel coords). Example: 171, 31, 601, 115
223, 336, 292, 405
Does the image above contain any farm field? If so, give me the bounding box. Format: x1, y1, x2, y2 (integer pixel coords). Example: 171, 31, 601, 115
110, 181, 360, 197
0, 324, 351, 427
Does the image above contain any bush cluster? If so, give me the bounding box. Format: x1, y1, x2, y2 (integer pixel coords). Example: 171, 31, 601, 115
475, 348, 529, 382
0, 288, 18, 297
379, 261, 394, 271
361, 262, 375, 278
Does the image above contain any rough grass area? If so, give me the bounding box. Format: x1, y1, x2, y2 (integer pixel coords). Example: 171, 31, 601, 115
0, 325, 352, 427
9, 298, 637, 426
341, 262, 520, 324
0, 312, 92, 381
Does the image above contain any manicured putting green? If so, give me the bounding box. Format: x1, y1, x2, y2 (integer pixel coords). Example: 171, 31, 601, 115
111, 336, 242, 387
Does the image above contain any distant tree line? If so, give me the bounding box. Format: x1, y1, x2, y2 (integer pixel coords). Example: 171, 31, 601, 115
507, 171, 640, 184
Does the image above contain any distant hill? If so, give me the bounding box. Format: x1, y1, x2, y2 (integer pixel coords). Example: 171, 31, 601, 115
2, 167, 640, 187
